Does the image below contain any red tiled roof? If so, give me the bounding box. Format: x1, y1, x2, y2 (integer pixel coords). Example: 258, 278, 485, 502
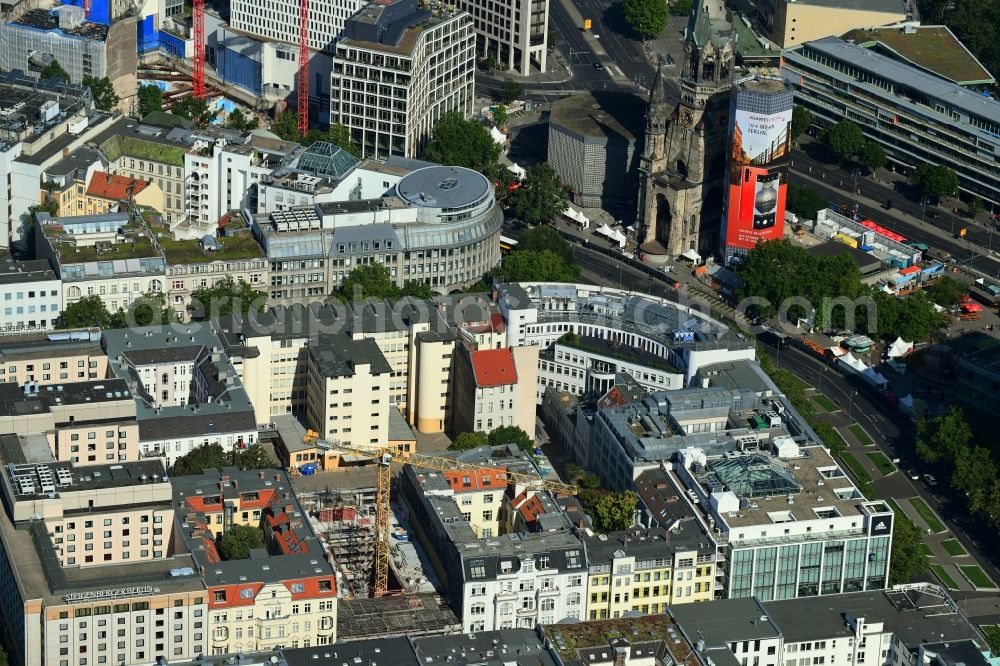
470, 348, 517, 388
518, 495, 546, 523
442, 468, 509, 493
86, 171, 150, 201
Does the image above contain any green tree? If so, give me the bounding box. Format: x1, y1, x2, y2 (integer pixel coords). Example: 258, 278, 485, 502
669, 0, 692, 15
172, 96, 217, 127
225, 107, 259, 131
622, 0, 668, 39
127, 292, 175, 326
271, 109, 300, 142
190, 277, 266, 320
822, 120, 866, 161
57, 295, 117, 329
864, 289, 944, 341
423, 111, 501, 175
507, 163, 569, 226
927, 276, 966, 307
218, 524, 266, 560
493, 249, 580, 283
82, 76, 119, 111
402, 280, 434, 299
325, 122, 361, 157
39, 59, 69, 82
888, 509, 928, 585
564, 463, 600, 489
238, 443, 274, 469
968, 195, 985, 217
858, 141, 886, 172
911, 163, 958, 201
450, 431, 490, 450
334, 263, 401, 301
137, 84, 163, 117
493, 104, 508, 129
517, 224, 576, 265
587, 491, 638, 532
785, 183, 827, 221
499, 78, 523, 104
487, 425, 533, 453
790, 105, 812, 141
171, 443, 230, 475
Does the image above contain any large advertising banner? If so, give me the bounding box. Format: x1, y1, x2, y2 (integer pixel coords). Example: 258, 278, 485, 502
724, 107, 793, 251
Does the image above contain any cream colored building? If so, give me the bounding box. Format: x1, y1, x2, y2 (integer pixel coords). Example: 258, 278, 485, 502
305, 334, 393, 449
49, 170, 165, 217
0, 330, 107, 386
759, 0, 905, 47
452, 343, 538, 437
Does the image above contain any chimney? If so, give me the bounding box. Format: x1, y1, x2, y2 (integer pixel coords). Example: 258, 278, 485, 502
106, 172, 112, 183
284, 504, 294, 514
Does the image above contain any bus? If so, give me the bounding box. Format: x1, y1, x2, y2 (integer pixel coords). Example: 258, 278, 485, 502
499, 235, 518, 254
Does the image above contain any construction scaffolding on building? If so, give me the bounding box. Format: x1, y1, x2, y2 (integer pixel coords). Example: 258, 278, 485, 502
303, 488, 378, 599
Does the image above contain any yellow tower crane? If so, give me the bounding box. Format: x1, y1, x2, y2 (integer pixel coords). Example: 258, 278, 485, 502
303, 431, 576, 596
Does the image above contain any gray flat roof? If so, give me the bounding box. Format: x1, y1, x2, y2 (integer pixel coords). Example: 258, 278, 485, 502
396, 166, 489, 210
549, 91, 645, 143
670, 597, 781, 646
781, 0, 903, 12
791, 37, 1000, 131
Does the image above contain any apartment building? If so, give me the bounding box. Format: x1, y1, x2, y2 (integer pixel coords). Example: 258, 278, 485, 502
34, 211, 167, 313
496, 282, 755, 392
452, 343, 538, 436
0, 251, 62, 331
95, 119, 190, 223
305, 333, 393, 449
171, 467, 338, 652
401, 444, 587, 631
103, 325, 258, 467
583, 526, 715, 620
0, 453, 209, 666
0, 328, 107, 386
331, 0, 475, 159
81, 171, 164, 216
671, 597, 785, 666
0, 379, 139, 466
782, 36, 1000, 206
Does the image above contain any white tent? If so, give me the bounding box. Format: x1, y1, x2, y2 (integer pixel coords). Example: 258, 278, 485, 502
681, 248, 701, 263
596, 223, 626, 248
506, 162, 526, 180
838, 352, 867, 373
490, 126, 506, 145
887, 337, 913, 358
562, 206, 590, 229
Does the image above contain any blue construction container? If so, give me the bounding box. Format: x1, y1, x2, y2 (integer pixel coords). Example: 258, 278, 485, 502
299, 463, 317, 475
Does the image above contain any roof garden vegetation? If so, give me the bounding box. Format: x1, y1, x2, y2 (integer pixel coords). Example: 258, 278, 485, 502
158, 234, 265, 265
557, 332, 681, 374
544, 616, 699, 666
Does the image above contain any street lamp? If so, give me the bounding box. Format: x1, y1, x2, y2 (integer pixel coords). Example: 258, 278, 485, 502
920, 197, 928, 224
849, 389, 858, 417
852, 168, 862, 195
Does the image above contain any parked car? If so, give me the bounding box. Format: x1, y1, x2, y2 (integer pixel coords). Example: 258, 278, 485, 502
593, 61, 604, 71
923, 473, 938, 486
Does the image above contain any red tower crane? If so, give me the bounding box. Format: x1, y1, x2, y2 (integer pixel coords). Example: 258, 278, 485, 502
297, 0, 309, 137
192, 0, 206, 99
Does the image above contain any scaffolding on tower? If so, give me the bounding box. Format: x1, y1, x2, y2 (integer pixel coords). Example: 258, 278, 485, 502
192, 0, 206, 99
297, 0, 309, 137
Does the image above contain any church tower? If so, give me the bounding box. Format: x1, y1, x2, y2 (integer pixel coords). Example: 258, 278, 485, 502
638, 0, 735, 260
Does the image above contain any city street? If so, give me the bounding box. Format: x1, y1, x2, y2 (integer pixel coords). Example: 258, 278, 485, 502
789, 149, 1000, 278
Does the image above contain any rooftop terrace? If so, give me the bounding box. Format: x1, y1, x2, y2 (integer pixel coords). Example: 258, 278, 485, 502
542, 615, 700, 666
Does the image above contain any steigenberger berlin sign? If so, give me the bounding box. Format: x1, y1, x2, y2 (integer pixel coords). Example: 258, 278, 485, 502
63, 585, 153, 604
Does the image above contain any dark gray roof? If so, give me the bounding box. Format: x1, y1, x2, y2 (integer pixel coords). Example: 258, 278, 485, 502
284, 638, 416, 666
549, 91, 645, 143
0, 250, 56, 284
0, 379, 133, 418
782, 0, 903, 12
921, 641, 990, 666
764, 588, 985, 648
309, 333, 392, 378
396, 166, 490, 210
670, 597, 781, 646
123, 345, 205, 365
792, 37, 1000, 130
137, 409, 256, 440
414, 629, 557, 666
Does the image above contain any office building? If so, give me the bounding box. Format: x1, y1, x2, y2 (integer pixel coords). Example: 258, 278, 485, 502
783, 36, 1000, 206
0, 251, 61, 331
102, 325, 258, 468
454, 0, 547, 75
255, 160, 502, 301
34, 211, 167, 313
547, 92, 644, 208
0, 5, 137, 110
0, 378, 139, 465
452, 343, 538, 437
757, 0, 906, 47
331, 0, 476, 159
401, 444, 588, 631
956, 344, 1000, 416
496, 282, 755, 395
